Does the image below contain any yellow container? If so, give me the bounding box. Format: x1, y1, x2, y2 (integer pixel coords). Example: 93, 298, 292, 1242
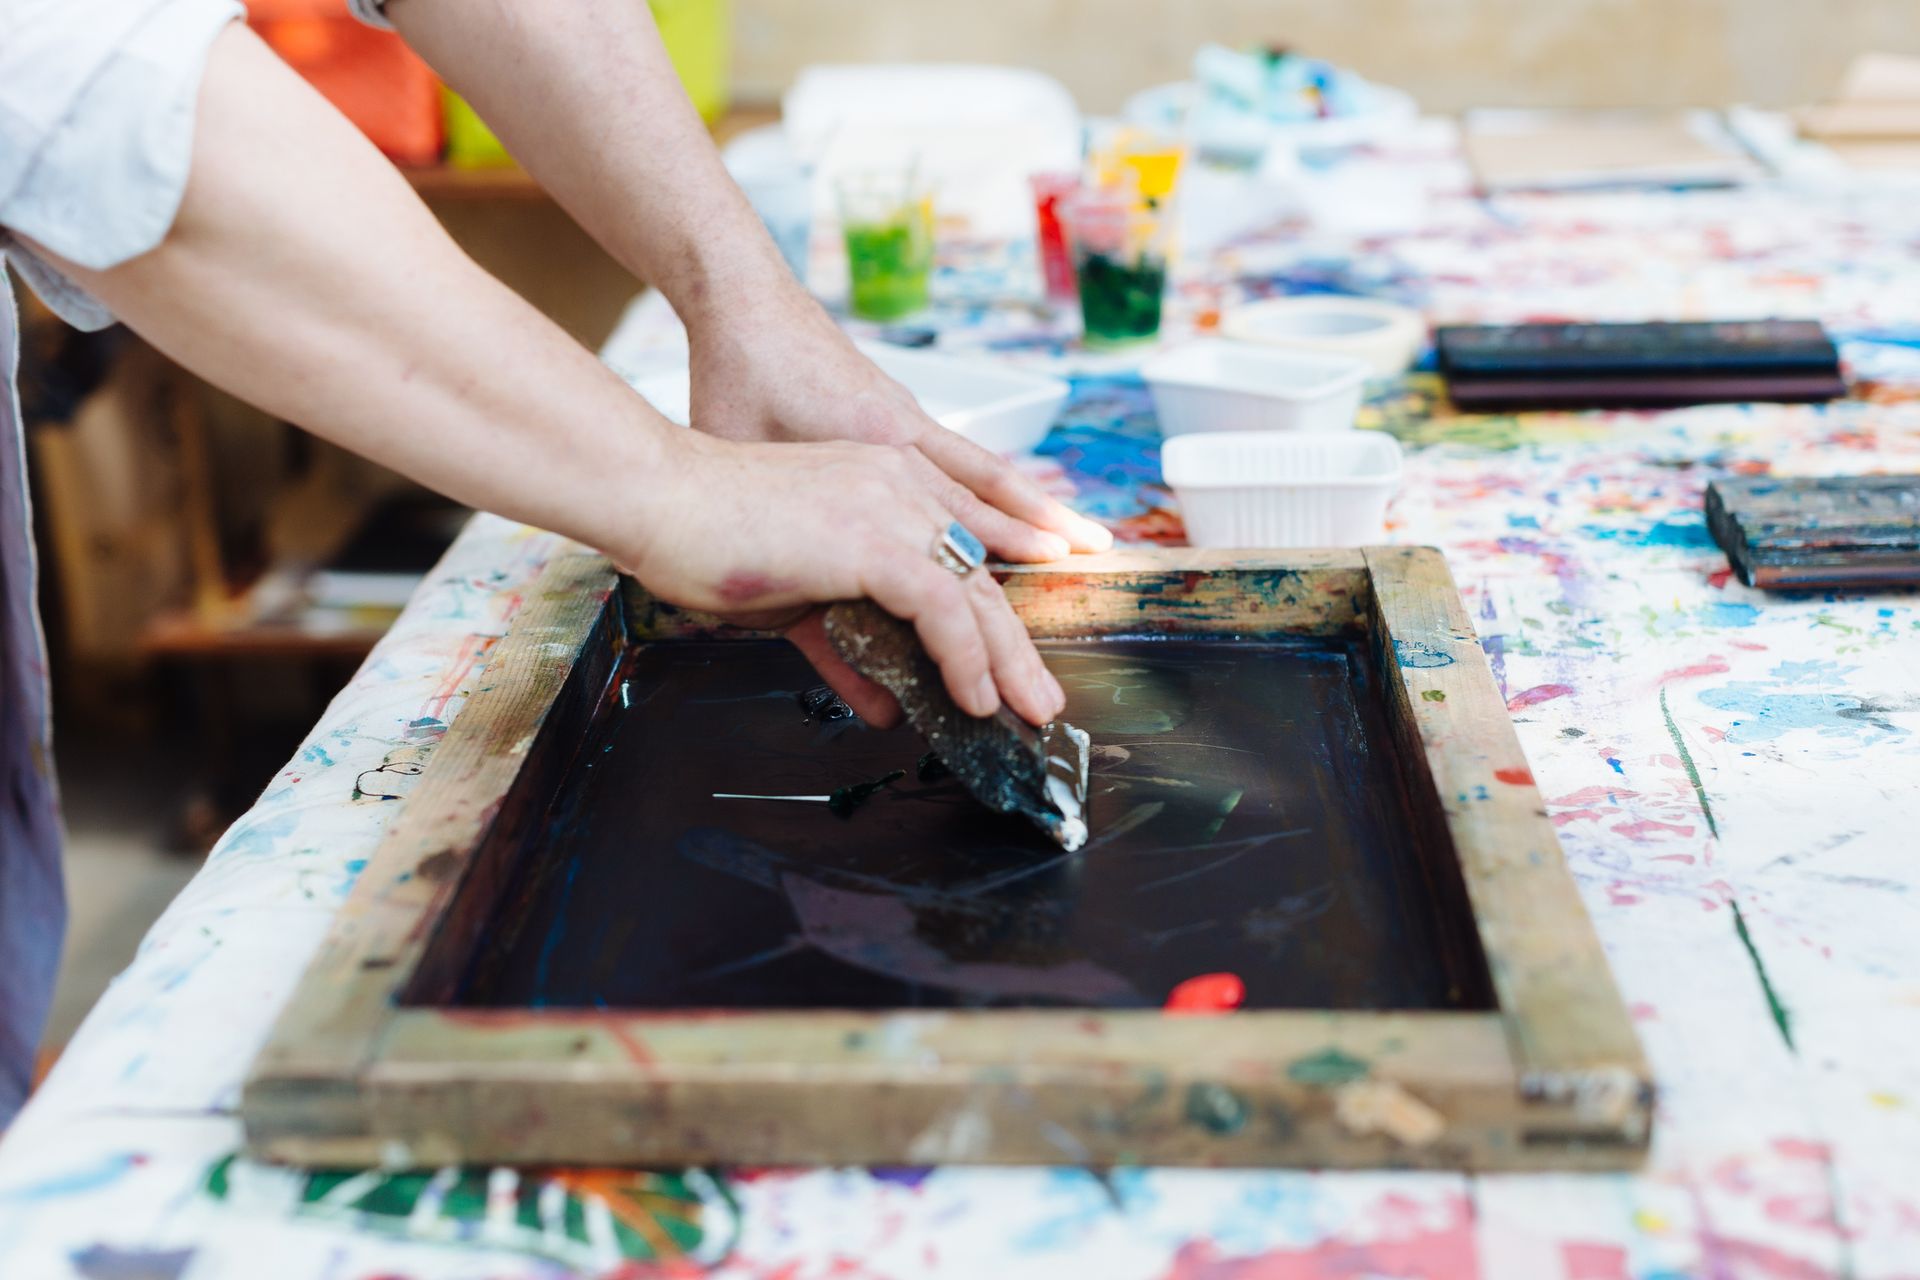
652, 0, 732, 123
443, 0, 732, 170
1090, 126, 1187, 200
442, 87, 513, 169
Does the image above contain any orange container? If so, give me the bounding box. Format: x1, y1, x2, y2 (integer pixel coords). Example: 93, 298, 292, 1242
250, 0, 443, 166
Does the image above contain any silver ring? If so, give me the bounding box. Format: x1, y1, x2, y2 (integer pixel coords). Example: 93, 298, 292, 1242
931, 521, 986, 577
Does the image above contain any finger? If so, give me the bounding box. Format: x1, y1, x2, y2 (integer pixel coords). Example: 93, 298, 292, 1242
863, 551, 999, 717
914, 426, 1115, 553
962, 568, 1065, 726
901, 448, 1070, 563
782, 610, 904, 728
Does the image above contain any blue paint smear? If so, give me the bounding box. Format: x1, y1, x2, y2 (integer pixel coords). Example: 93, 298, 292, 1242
0, 1153, 138, 1202
1840, 328, 1920, 350
214, 809, 301, 860
1481, 632, 1508, 699
1700, 689, 1904, 743
1581, 516, 1717, 550
1507, 514, 1541, 530
1012, 1169, 1154, 1250
1033, 374, 1172, 527
1704, 660, 1912, 740
1695, 601, 1761, 628
69, 1245, 195, 1280
1395, 639, 1456, 668
1646, 599, 1763, 636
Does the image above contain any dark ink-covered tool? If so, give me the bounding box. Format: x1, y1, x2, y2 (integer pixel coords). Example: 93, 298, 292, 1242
797, 684, 857, 722
823, 599, 1091, 851
1707, 474, 1920, 590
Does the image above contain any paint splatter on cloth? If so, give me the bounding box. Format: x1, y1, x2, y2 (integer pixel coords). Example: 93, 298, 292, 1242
4, 115, 1920, 1279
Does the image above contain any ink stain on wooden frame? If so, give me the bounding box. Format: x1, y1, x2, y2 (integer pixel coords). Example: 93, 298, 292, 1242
442, 637, 1496, 1015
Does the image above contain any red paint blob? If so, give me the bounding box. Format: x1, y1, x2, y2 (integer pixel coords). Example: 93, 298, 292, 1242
717, 572, 786, 605
1507, 683, 1574, 710
1494, 766, 1534, 786
1164, 972, 1245, 1015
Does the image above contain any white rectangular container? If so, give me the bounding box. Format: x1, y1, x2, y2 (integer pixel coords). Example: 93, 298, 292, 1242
623, 343, 1069, 456
1161, 430, 1404, 548
863, 345, 1069, 455
1142, 339, 1370, 436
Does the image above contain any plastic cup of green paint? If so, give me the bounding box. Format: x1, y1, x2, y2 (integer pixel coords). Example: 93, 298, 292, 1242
836, 169, 935, 322
1058, 187, 1170, 350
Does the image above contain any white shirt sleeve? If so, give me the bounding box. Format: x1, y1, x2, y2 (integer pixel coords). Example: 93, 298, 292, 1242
0, 0, 243, 330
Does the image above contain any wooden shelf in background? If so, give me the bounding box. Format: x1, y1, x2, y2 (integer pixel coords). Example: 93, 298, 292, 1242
402, 164, 547, 201
139, 608, 389, 661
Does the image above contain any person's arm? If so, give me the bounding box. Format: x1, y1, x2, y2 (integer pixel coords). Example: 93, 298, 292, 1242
44, 24, 1063, 727
382, 0, 1113, 563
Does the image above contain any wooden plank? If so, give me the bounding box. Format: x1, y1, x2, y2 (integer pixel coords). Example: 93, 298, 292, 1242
1365, 545, 1652, 1151
999, 550, 1370, 638
623, 549, 1371, 642
373, 1008, 1501, 1073
243, 553, 618, 1096
1706, 474, 1920, 589
276, 1008, 1587, 1170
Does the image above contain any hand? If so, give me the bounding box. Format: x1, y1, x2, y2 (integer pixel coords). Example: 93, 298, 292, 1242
617, 430, 1067, 729
684, 279, 1113, 563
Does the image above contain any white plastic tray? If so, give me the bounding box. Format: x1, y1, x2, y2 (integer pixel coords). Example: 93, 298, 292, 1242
1161, 430, 1404, 549
1143, 339, 1370, 436
865, 345, 1070, 455
623, 342, 1069, 456
1219, 296, 1426, 378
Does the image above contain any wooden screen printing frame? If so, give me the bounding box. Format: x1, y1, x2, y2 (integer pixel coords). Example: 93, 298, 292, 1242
243, 546, 1652, 1170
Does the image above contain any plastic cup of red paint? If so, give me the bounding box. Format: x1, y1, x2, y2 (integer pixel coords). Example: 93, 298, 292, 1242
1029, 171, 1081, 306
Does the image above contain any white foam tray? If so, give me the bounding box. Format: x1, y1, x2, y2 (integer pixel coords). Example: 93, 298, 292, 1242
865, 345, 1069, 455
624, 342, 1069, 456
1143, 340, 1370, 436
1161, 430, 1404, 548
1219, 296, 1426, 378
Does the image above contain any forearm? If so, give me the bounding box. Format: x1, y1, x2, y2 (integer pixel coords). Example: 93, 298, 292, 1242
49, 24, 673, 567
388, 0, 789, 332
385, 0, 1114, 566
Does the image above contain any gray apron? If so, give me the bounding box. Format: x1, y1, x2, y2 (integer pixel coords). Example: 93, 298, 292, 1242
0, 265, 66, 1123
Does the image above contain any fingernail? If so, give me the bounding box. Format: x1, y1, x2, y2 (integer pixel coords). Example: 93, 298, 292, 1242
1038, 532, 1071, 561
974, 673, 1000, 716
1036, 670, 1065, 718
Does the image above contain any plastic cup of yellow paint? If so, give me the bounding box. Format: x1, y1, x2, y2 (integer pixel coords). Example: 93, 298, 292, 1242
836, 170, 936, 322
1091, 126, 1188, 201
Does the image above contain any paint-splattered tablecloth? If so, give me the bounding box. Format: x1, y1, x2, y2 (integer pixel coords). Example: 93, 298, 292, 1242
3, 118, 1920, 1280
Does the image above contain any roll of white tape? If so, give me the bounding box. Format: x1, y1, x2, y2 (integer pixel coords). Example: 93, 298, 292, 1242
1219, 297, 1426, 378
